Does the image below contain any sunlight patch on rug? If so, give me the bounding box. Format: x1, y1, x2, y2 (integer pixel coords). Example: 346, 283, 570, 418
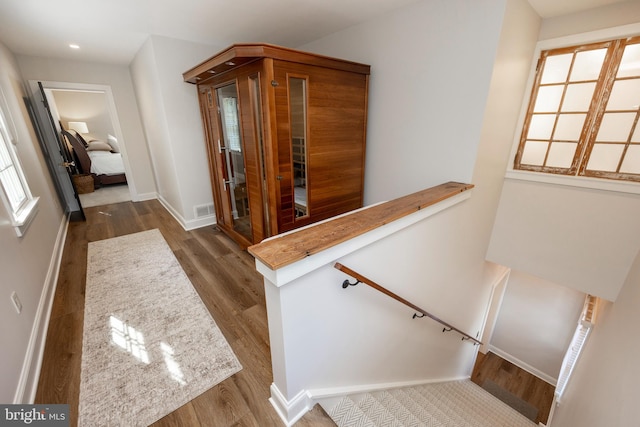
79, 229, 242, 426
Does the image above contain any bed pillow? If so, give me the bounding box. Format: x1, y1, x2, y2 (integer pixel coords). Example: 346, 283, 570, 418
86, 140, 113, 151
106, 134, 120, 153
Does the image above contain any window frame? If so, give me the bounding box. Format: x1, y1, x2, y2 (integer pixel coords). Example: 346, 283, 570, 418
0, 86, 38, 237
507, 23, 640, 195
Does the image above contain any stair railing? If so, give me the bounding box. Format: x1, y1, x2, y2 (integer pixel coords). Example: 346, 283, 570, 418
335, 262, 482, 345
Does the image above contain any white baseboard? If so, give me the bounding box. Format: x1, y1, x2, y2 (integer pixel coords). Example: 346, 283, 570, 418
184, 215, 216, 231
269, 383, 311, 426
133, 191, 158, 202
14, 214, 69, 403
488, 345, 557, 386
157, 195, 216, 231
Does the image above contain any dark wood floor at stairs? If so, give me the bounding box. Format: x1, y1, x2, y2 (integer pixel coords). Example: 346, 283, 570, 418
471, 351, 555, 425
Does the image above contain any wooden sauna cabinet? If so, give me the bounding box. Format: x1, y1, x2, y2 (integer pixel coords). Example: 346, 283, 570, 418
184, 44, 370, 248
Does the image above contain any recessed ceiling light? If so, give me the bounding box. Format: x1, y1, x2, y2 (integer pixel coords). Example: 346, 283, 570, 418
69, 44, 80, 49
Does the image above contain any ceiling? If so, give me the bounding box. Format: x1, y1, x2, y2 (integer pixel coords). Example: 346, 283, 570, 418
0, 0, 631, 65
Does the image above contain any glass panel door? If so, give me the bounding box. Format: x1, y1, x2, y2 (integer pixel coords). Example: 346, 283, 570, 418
288, 77, 308, 219
216, 83, 252, 241
249, 74, 271, 237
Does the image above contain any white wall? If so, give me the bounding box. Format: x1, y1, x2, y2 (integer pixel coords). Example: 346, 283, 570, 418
130, 40, 179, 215
487, 180, 640, 301
469, 0, 540, 247
262, 192, 480, 425
539, 0, 640, 40
299, 0, 540, 323
51, 90, 113, 140
16, 55, 157, 200
0, 41, 66, 403
300, 0, 507, 205
490, 270, 585, 382
487, 1, 640, 303
550, 249, 640, 427
258, 0, 542, 423
468, 0, 541, 352
130, 35, 219, 229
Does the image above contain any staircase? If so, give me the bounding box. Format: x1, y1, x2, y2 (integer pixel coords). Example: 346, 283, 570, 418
323, 380, 537, 427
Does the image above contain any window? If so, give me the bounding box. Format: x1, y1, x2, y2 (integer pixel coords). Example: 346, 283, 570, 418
555, 295, 599, 401
0, 88, 38, 236
514, 36, 640, 182
222, 97, 241, 151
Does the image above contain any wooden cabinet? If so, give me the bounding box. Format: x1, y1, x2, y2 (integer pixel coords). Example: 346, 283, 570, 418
184, 44, 369, 248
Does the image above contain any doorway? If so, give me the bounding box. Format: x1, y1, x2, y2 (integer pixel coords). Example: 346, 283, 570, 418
28, 80, 134, 211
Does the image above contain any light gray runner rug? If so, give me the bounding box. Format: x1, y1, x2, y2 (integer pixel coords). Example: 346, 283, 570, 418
79, 229, 242, 426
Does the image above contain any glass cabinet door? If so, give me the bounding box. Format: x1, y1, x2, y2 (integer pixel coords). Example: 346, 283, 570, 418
215, 82, 252, 242
288, 76, 309, 219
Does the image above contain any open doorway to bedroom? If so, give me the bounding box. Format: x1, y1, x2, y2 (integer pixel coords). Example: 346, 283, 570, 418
36, 81, 134, 208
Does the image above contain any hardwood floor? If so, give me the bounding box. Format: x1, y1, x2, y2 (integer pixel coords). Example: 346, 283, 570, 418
35, 199, 557, 426
471, 351, 555, 425
35, 200, 336, 427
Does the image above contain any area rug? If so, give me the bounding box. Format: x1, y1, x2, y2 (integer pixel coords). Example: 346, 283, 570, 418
481, 379, 538, 422
79, 229, 242, 426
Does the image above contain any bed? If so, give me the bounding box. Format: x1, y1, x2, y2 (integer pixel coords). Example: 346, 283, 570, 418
62, 129, 127, 187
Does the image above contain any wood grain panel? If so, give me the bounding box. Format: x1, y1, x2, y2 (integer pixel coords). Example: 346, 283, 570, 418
183, 43, 370, 84
189, 44, 369, 246
235, 62, 268, 243
271, 60, 368, 231
248, 182, 473, 270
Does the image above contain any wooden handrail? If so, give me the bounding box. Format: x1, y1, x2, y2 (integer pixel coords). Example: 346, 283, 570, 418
334, 262, 482, 345
249, 182, 474, 270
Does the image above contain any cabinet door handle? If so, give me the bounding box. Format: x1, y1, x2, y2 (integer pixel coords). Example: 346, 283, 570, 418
276, 175, 283, 181
217, 139, 228, 153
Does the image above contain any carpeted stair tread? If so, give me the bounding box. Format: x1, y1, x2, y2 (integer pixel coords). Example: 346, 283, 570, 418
417, 381, 535, 427
414, 383, 476, 426
355, 393, 405, 427
329, 396, 376, 427
372, 391, 427, 427
403, 386, 471, 427
389, 388, 444, 426
326, 380, 537, 427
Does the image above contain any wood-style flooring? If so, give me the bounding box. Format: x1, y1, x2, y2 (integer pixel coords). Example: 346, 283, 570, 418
34, 200, 335, 426
471, 351, 555, 425
35, 199, 556, 426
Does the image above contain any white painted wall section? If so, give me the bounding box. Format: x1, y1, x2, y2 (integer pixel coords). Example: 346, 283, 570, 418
550, 249, 640, 427
487, 179, 640, 301
131, 36, 220, 229
0, 41, 67, 403
260, 192, 484, 426
300, 0, 507, 205
16, 55, 157, 200
490, 269, 585, 383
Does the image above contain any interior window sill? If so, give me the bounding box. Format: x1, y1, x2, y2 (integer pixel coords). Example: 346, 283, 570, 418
13, 197, 39, 237
505, 170, 640, 195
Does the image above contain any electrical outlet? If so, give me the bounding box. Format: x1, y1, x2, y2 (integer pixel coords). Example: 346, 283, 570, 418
11, 291, 22, 314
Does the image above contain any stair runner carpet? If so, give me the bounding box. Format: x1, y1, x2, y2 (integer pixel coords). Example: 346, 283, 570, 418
327, 379, 537, 427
